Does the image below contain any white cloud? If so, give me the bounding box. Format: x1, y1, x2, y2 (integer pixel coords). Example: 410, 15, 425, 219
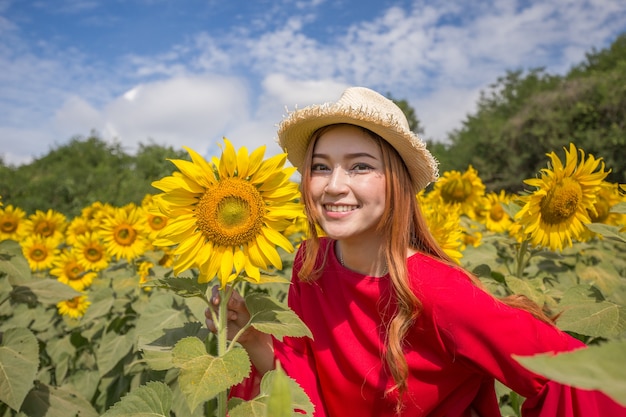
1, 0, 625, 166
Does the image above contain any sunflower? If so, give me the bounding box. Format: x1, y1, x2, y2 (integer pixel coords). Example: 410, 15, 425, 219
483, 190, 513, 233
21, 236, 60, 272
99, 204, 149, 263
137, 260, 154, 291
26, 209, 68, 245
579, 181, 625, 241
50, 249, 97, 291
0, 204, 29, 242
65, 216, 94, 246
418, 192, 464, 263
81, 201, 115, 233
515, 143, 609, 251
431, 165, 486, 218
152, 139, 302, 286
73, 232, 110, 271
57, 294, 91, 319
141, 194, 169, 241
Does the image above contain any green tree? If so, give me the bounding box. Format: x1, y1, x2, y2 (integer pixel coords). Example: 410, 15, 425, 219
0, 134, 189, 217
442, 33, 626, 191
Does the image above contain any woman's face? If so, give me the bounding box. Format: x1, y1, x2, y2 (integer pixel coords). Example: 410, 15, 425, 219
308, 124, 386, 243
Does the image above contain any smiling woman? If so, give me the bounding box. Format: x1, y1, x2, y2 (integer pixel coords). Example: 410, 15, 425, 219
210, 86, 626, 417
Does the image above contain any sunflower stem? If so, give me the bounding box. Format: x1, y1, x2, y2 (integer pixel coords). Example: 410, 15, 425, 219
216, 285, 234, 417
515, 239, 530, 278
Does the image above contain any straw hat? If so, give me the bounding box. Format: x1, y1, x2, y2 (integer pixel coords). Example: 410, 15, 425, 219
277, 86, 439, 191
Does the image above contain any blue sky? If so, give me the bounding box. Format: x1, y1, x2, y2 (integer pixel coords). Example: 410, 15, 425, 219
1, 0, 625, 166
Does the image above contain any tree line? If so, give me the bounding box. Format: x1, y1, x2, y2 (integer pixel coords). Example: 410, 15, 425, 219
1, 33, 624, 217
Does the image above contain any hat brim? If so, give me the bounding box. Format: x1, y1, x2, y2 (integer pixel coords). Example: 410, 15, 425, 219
277, 104, 439, 192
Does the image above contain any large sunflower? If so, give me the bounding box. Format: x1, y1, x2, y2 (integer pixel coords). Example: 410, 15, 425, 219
0, 204, 29, 242
152, 139, 302, 286
50, 249, 97, 291
515, 143, 609, 251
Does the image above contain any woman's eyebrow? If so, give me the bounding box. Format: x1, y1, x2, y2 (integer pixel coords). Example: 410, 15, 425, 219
312, 152, 378, 160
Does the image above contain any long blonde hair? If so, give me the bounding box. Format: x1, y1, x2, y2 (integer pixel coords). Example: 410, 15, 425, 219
297, 124, 551, 412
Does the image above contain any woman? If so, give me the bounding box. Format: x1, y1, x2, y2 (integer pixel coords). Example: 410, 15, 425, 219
206, 87, 625, 416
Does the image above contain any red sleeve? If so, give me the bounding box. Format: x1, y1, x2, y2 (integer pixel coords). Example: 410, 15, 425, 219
419, 260, 626, 416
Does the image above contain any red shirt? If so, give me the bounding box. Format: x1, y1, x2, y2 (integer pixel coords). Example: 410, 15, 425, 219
234, 238, 625, 416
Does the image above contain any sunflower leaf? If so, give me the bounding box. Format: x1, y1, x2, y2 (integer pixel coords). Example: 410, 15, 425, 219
556, 285, 622, 338
22, 382, 100, 417
173, 337, 251, 412
513, 340, 626, 407
101, 381, 172, 417
610, 202, 626, 214
11, 279, 81, 305
0, 240, 32, 283
584, 223, 626, 243
0, 327, 39, 411
245, 293, 313, 340
229, 366, 315, 417
154, 276, 209, 298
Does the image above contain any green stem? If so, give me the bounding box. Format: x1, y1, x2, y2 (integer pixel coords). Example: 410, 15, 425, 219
216, 285, 235, 417
515, 239, 530, 278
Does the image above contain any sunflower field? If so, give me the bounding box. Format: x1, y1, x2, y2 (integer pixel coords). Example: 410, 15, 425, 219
0, 140, 625, 417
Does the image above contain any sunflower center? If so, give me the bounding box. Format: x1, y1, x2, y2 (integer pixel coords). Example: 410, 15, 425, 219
441, 178, 473, 203
65, 262, 84, 280
113, 224, 137, 246
196, 178, 265, 247
490, 204, 505, 222
148, 215, 167, 231
35, 221, 54, 237
540, 178, 583, 225
66, 297, 80, 308
85, 246, 104, 262
30, 246, 48, 262
1, 219, 17, 233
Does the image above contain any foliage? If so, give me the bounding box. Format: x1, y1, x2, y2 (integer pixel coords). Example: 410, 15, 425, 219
441, 33, 626, 192
0, 134, 189, 218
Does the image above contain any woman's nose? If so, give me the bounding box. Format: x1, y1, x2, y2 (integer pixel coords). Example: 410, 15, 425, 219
325, 168, 349, 194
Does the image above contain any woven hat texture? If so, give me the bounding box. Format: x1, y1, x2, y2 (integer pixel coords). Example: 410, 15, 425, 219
277, 86, 438, 191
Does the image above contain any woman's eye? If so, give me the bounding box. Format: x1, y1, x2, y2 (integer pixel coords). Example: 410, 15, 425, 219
352, 163, 373, 172
311, 163, 329, 172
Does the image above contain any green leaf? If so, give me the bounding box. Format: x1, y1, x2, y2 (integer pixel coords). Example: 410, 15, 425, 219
101, 380, 173, 417
0, 328, 39, 411
12, 279, 81, 305
505, 276, 546, 306
135, 292, 189, 343
585, 223, 626, 243
154, 276, 209, 298
229, 366, 315, 417
96, 329, 135, 377
245, 293, 313, 341
140, 322, 207, 371
0, 240, 32, 283
265, 364, 293, 417
513, 339, 626, 406
21, 382, 100, 417
172, 337, 251, 412
556, 285, 621, 338
610, 202, 626, 214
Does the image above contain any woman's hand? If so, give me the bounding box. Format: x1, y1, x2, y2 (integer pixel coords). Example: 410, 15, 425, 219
204, 285, 275, 374
205, 285, 255, 344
